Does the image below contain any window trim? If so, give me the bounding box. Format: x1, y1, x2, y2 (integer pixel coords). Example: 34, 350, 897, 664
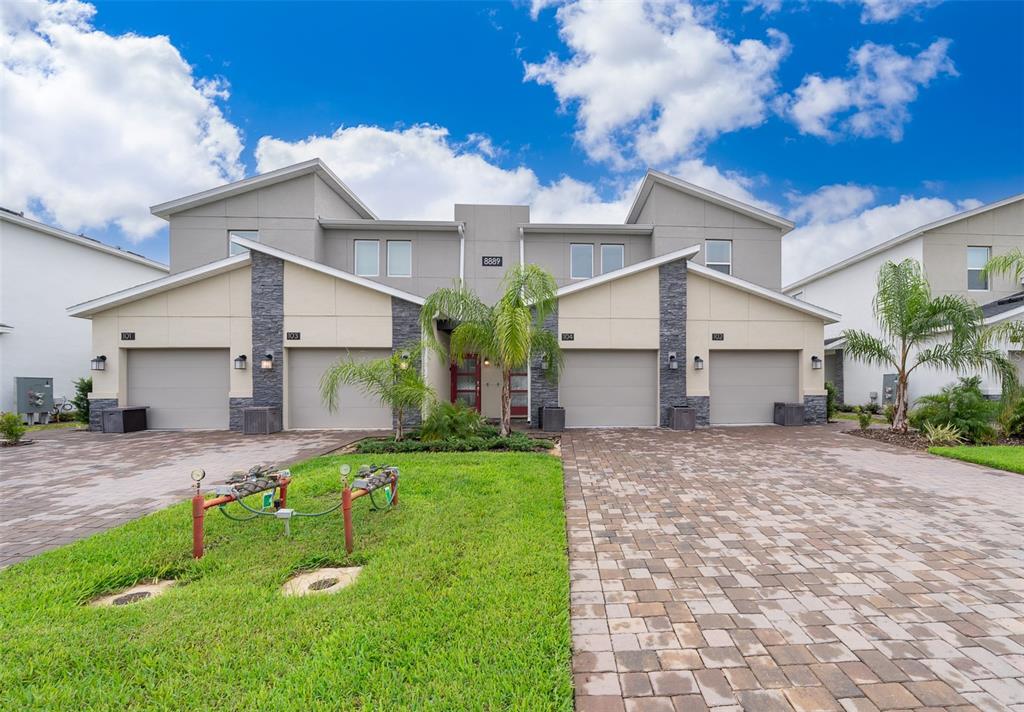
705, 239, 732, 276
354, 239, 380, 277
570, 243, 594, 280
386, 239, 412, 278
228, 229, 259, 256
600, 243, 625, 275
967, 245, 991, 292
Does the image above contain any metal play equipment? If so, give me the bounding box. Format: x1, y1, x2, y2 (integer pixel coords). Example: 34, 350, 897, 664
189, 463, 399, 558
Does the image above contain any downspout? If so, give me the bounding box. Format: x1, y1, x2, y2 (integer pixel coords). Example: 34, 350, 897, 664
458, 223, 465, 285
521, 225, 530, 422
519, 226, 525, 267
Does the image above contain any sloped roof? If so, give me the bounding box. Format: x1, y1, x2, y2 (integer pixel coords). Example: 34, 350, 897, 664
688, 262, 840, 323
982, 291, 1024, 322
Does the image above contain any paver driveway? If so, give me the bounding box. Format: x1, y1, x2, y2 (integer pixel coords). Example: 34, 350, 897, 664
0, 428, 379, 567
563, 426, 1024, 712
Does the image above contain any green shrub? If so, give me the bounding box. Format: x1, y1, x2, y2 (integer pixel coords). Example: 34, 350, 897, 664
0, 412, 27, 444
72, 377, 92, 424
855, 407, 871, 431
1000, 395, 1024, 438
922, 422, 963, 446
419, 401, 488, 441
884, 403, 895, 425
862, 401, 881, 415
836, 403, 856, 413
909, 376, 998, 444
356, 431, 553, 454
824, 381, 838, 422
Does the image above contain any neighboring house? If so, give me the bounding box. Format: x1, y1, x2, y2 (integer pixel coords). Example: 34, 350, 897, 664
0, 209, 168, 417
784, 194, 1024, 406
68, 159, 838, 431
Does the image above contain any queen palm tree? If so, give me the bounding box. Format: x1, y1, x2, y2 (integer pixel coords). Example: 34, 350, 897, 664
842, 259, 1014, 432
420, 264, 562, 437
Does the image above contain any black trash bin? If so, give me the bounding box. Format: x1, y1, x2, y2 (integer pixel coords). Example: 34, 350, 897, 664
773, 402, 805, 426
102, 407, 148, 433
669, 406, 696, 431
539, 406, 565, 432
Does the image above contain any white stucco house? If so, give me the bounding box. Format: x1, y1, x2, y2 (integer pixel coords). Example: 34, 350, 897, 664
784, 193, 1024, 406
0, 209, 167, 417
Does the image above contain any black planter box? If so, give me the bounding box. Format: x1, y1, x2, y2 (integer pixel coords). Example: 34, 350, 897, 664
102, 407, 148, 433
538, 406, 565, 432
773, 402, 805, 426
669, 406, 696, 431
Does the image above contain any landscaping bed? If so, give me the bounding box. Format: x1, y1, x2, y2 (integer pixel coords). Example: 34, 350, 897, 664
0, 452, 571, 710
847, 427, 1024, 451
356, 430, 555, 453
928, 445, 1024, 474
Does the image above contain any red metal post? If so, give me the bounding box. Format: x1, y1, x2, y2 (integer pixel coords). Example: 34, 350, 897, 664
191, 492, 205, 559
278, 481, 289, 508
342, 486, 353, 554
390, 476, 398, 506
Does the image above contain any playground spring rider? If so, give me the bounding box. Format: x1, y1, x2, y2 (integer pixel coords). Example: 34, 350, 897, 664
189, 463, 399, 558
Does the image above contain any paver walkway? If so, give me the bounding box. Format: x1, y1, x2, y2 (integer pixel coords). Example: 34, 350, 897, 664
563, 426, 1024, 712
1, 428, 379, 567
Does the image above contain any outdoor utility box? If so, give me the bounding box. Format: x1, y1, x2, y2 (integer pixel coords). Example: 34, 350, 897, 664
538, 406, 565, 433
102, 407, 148, 433
669, 406, 696, 431
242, 407, 282, 435
773, 402, 805, 427
15, 377, 53, 419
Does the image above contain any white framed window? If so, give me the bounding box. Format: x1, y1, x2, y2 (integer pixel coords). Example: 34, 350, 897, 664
354, 240, 380, 277
228, 230, 259, 256
600, 243, 624, 274
570, 243, 594, 280
387, 240, 412, 277
705, 239, 732, 275
967, 246, 991, 291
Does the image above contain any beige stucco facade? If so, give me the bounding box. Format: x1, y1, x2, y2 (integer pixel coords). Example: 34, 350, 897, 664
281, 262, 392, 348
558, 269, 660, 350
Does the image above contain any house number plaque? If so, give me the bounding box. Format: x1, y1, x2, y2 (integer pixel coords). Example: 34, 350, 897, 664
712, 333, 725, 341
286, 332, 301, 341
481, 256, 503, 267
121, 332, 136, 341
561, 333, 575, 341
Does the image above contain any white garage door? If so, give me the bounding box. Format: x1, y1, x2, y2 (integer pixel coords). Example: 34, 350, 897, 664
710, 350, 798, 425
560, 350, 658, 427
288, 349, 393, 429
126, 349, 229, 429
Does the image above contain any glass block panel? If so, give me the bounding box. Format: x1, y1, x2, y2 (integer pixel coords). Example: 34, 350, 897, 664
511, 393, 528, 408
510, 374, 529, 390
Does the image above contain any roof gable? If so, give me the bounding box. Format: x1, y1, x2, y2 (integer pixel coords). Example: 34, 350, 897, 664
555, 245, 700, 298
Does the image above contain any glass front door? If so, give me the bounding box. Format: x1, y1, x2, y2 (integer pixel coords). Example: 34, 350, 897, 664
510, 370, 528, 418
450, 355, 481, 411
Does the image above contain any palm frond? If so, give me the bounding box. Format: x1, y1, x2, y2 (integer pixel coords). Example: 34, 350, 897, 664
419, 284, 491, 358
494, 301, 533, 368
984, 248, 1024, 282
841, 329, 896, 369
449, 321, 498, 365
530, 328, 564, 383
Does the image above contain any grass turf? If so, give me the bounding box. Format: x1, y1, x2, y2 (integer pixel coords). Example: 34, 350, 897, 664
928, 445, 1024, 474
0, 452, 571, 710
25, 421, 82, 432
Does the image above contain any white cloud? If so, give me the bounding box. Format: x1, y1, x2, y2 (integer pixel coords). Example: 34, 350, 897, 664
671, 159, 781, 214
782, 39, 956, 141
788, 183, 876, 223
255, 124, 635, 223
0, 0, 244, 241
856, 0, 941, 23
523, 0, 790, 167
783, 193, 980, 284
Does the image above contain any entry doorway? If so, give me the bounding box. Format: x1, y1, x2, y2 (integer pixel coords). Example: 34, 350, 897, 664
449, 355, 528, 419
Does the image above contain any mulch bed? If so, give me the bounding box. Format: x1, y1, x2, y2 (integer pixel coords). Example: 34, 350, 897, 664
847, 428, 1024, 451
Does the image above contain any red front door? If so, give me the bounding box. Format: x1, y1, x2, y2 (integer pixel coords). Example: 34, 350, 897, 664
510, 369, 528, 418
450, 355, 482, 412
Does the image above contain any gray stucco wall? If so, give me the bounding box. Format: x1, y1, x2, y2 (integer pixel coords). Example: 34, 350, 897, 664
88, 397, 118, 431
251, 251, 284, 412
530, 307, 559, 424
659, 259, 687, 427
392, 297, 423, 428
455, 204, 530, 305
523, 233, 653, 288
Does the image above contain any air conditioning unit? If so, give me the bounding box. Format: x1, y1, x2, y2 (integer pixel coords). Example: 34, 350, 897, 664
242, 406, 282, 435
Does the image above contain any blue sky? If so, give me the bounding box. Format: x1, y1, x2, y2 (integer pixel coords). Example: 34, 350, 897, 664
2, 0, 1022, 281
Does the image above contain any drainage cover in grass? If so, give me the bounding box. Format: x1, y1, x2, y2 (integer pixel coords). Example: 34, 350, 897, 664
282, 567, 361, 597
113, 591, 152, 605
90, 580, 175, 607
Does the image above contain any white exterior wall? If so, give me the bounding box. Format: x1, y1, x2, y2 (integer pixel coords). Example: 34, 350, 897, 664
0, 218, 166, 413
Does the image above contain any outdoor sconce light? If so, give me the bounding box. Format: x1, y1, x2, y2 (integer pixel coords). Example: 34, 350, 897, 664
233, 354, 248, 370
260, 353, 274, 370
90, 355, 107, 371
399, 351, 411, 370
811, 355, 823, 370
540, 354, 549, 371
667, 352, 678, 370
483, 356, 491, 367
693, 355, 704, 371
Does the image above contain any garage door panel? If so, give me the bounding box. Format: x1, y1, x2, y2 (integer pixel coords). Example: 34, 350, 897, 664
710, 351, 798, 425
288, 349, 392, 429
127, 349, 229, 430
561, 350, 657, 427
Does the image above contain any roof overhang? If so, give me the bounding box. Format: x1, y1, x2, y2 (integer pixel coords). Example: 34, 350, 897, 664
319, 219, 462, 232
985, 303, 1024, 326
688, 262, 841, 324
521, 223, 655, 236
68, 253, 251, 318
150, 158, 376, 220
625, 169, 795, 234
556, 244, 700, 298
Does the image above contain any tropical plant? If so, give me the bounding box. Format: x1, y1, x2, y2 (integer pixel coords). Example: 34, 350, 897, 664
922, 422, 964, 446
842, 259, 1016, 432
999, 395, 1024, 438
824, 381, 838, 422
419, 401, 490, 441
0, 412, 27, 444
855, 406, 872, 431
72, 377, 92, 425
420, 264, 562, 437
320, 343, 435, 441
884, 403, 895, 425
908, 376, 999, 444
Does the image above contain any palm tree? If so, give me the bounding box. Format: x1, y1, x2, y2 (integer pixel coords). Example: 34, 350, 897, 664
319, 343, 435, 441
985, 249, 1024, 345
842, 259, 1014, 432
420, 264, 563, 437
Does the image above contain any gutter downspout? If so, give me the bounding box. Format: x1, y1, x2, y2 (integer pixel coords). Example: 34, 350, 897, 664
458, 223, 465, 285
519, 226, 525, 267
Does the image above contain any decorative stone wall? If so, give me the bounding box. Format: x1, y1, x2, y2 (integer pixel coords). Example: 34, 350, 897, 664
251, 252, 284, 410
685, 396, 710, 427
88, 398, 118, 431
392, 297, 424, 428
530, 307, 560, 425
804, 394, 827, 424
827, 349, 845, 404
659, 259, 687, 427
229, 397, 254, 432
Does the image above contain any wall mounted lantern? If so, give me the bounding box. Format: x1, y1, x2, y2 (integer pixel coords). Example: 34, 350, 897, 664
90, 355, 107, 371
482, 356, 491, 367
233, 354, 248, 370
399, 351, 411, 370
811, 355, 823, 370
540, 354, 549, 371
693, 355, 704, 371
667, 351, 678, 370
260, 353, 274, 370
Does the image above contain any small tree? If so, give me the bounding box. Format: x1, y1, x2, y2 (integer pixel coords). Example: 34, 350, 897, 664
0, 412, 26, 444
842, 259, 1015, 432
320, 343, 435, 441
72, 377, 92, 425
824, 381, 838, 422
420, 264, 563, 437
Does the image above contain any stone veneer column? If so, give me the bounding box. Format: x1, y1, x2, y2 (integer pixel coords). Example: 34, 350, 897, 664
832, 349, 845, 405
658, 260, 687, 427
392, 297, 424, 429
530, 307, 559, 425
234, 251, 283, 431
804, 394, 827, 424
88, 398, 118, 432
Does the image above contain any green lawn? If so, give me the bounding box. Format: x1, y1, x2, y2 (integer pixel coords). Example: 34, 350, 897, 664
0, 452, 571, 710
26, 420, 82, 432
834, 412, 887, 424
929, 445, 1024, 474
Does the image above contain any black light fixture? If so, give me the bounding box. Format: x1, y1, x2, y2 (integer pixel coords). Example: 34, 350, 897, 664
260, 353, 274, 370
90, 355, 107, 371
667, 352, 678, 370
233, 354, 248, 370
540, 354, 549, 371
811, 355, 823, 370
693, 355, 704, 371
399, 351, 411, 370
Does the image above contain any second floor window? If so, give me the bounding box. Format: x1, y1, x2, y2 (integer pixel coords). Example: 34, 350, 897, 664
570, 243, 594, 280
354, 239, 379, 277
387, 240, 412, 277
228, 230, 259, 256
967, 246, 991, 291
706, 239, 732, 275
601, 244, 624, 274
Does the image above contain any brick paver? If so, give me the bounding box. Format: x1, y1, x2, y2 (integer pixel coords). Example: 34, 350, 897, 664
0, 428, 376, 566
564, 426, 1024, 711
